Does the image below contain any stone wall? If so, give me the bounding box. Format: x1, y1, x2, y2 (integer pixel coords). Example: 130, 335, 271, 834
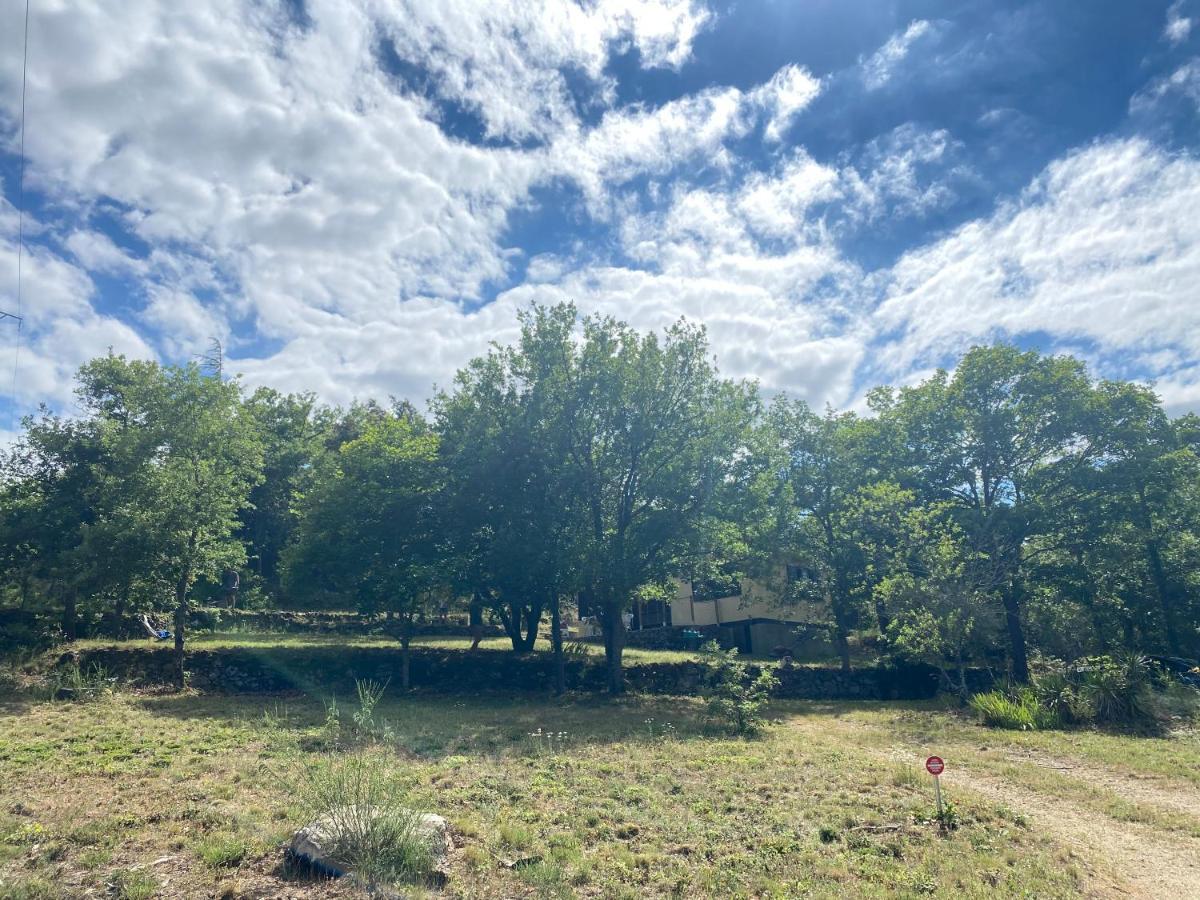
67, 645, 952, 701
186, 608, 503, 638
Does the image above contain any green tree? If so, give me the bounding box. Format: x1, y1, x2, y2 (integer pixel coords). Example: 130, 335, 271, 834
875, 346, 1094, 681
435, 304, 584, 692
765, 401, 881, 671
103, 361, 263, 687
285, 413, 443, 689
239, 388, 322, 602
566, 313, 758, 693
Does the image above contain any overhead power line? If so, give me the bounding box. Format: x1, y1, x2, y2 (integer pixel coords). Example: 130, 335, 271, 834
5, 0, 31, 432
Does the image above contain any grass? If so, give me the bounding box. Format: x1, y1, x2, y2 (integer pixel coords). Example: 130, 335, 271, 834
1, 646, 1196, 897
71, 631, 787, 666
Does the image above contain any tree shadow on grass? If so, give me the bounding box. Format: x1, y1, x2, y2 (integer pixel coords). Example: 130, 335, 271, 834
133, 688, 728, 760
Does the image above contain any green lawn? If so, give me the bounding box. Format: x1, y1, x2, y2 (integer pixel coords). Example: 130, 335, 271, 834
3, 676, 1196, 898
71, 631, 769, 666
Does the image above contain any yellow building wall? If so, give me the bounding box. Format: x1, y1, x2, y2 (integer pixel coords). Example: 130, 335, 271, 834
670, 569, 826, 627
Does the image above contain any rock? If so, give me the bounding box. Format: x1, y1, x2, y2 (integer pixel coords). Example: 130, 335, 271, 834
289, 807, 451, 880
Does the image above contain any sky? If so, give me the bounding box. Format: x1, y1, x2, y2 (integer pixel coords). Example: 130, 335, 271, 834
1, 0, 1199, 438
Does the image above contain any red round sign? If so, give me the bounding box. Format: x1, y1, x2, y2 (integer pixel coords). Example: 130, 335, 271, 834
925, 756, 945, 775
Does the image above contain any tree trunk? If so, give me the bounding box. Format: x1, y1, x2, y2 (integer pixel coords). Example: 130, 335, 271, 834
519, 602, 542, 652
1002, 583, 1029, 683
833, 621, 851, 673
400, 633, 411, 691
62, 586, 78, 643
873, 598, 891, 641
550, 593, 565, 696
1144, 538, 1183, 655
173, 572, 190, 691
500, 601, 523, 651
602, 602, 625, 694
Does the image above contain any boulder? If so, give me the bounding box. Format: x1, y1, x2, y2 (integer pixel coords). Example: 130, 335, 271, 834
289, 807, 451, 880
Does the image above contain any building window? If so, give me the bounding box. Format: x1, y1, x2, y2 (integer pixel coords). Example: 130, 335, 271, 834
786, 564, 817, 584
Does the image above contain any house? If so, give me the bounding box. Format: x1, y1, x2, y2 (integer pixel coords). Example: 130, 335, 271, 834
667, 564, 830, 656
570, 565, 831, 656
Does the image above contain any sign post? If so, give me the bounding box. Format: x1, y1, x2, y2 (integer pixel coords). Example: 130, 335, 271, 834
925, 756, 945, 818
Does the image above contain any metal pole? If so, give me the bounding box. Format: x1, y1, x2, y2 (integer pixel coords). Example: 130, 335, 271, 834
934, 774, 943, 817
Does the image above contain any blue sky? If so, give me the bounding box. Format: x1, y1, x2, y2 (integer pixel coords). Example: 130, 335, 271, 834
1, 0, 1199, 435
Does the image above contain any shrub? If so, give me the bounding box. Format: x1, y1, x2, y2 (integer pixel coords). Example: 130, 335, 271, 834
972, 654, 1195, 732
698, 641, 779, 736
1073, 655, 1156, 726
1031, 670, 1093, 725
288, 748, 435, 887
969, 689, 1057, 730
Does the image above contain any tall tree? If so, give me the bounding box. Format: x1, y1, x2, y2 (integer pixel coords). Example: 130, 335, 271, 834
285, 413, 443, 689
239, 388, 322, 601
436, 304, 584, 692
875, 346, 1094, 681
566, 312, 758, 693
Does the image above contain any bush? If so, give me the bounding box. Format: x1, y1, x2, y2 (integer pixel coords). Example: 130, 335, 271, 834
1073, 655, 1156, 726
969, 689, 1058, 730
971, 654, 1198, 732
698, 641, 779, 736
1031, 670, 1093, 725
288, 749, 436, 887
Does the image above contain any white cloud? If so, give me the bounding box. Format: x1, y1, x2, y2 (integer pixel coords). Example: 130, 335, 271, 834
861, 20, 931, 91
372, 0, 712, 142
841, 124, 967, 223
872, 139, 1200, 380
1131, 59, 1200, 117
0, 228, 156, 412
2, 0, 1199, 426
1164, 1, 1194, 45
750, 64, 822, 143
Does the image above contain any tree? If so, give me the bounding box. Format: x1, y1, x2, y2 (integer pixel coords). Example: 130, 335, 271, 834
285, 413, 443, 689
875, 505, 1005, 696
766, 401, 882, 671
0, 413, 101, 640
95, 360, 264, 687
239, 388, 322, 602
566, 312, 758, 693
875, 346, 1094, 681
435, 304, 584, 692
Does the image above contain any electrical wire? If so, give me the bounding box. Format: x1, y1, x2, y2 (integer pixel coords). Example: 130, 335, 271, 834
7, 0, 31, 433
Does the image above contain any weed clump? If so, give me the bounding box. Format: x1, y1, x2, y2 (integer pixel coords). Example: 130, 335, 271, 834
49, 661, 115, 703
287, 748, 438, 888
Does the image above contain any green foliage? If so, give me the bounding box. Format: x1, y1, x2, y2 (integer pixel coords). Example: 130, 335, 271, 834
49, 661, 114, 703
108, 868, 159, 900
972, 655, 1200, 731
698, 641, 778, 736
285, 415, 442, 622
194, 831, 251, 867
3, 318, 1199, 692
1073, 655, 1157, 726
970, 689, 1058, 731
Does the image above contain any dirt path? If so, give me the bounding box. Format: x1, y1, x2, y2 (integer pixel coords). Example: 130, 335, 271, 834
997, 747, 1200, 821
792, 716, 1200, 899
942, 765, 1200, 899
